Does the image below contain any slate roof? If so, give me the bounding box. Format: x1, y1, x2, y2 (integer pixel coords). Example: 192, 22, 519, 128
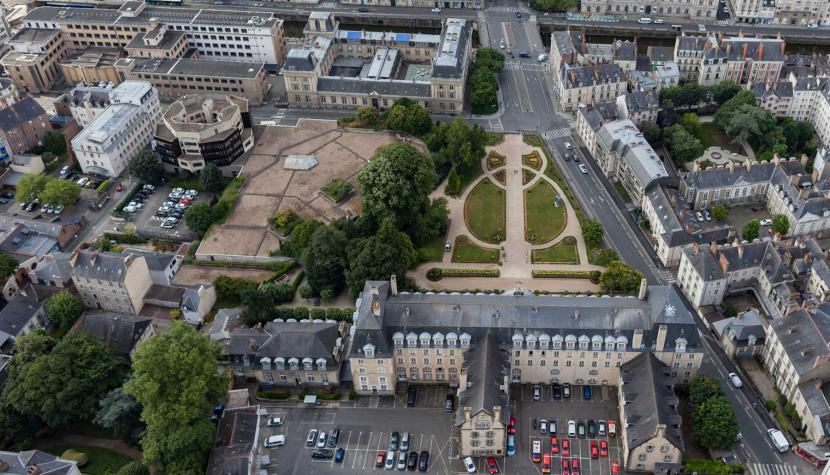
455, 332, 508, 426
625, 90, 659, 113
613, 40, 637, 62
645, 181, 731, 248
769, 304, 830, 376
0, 97, 46, 133
228, 321, 342, 366
78, 312, 152, 355
620, 353, 683, 451
431, 19, 470, 79
675, 35, 711, 52
751, 81, 794, 99
33, 251, 73, 285
711, 309, 765, 343
0, 295, 40, 338
71, 250, 131, 282
648, 46, 676, 64
596, 119, 668, 188
683, 241, 792, 284
721, 38, 785, 62
206, 406, 259, 475
682, 160, 802, 190
0, 450, 78, 475
562, 63, 625, 89
317, 77, 431, 98
123, 249, 175, 272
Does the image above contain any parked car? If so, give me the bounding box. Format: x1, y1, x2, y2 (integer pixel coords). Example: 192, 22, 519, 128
561, 439, 570, 457
588, 420, 596, 438
598, 420, 606, 437
400, 432, 410, 452
550, 436, 559, 454
385, 450, 396, 469
611, 460, 621, 474
579, 164, 588, 174
431, 7, 441, 12
532, 440, 541, 462
563, 383, 571, 399
264, 435, 285, 447
567, 420, 576, 438
389, 432, 399, 451
638, 16, 652, 23
583, 385, 592, 400
549, 420, 557, 435
704, 209, 712, 221
729, 372, 743, 388
396, 451, 407, 470
418, 451, 429, 472
329, 428, 340, 447
562, 458, 570, 475
542, 453, 551, 474
760, 218, 773, 226
590, 440, 599, 459
507, 416, 516, 434
507, 434, 516, 456
311, 449, 333, 459
267, 416, 283, 427
487, 456, 499, 473
376, 451, 386, 468
577, 421, 586, 439
600, 440, 608, 457
317, 432, 328, 448
407, 387, 417, 407
407, 451, 418, 470
463, 456, 476, 473
608, 420, 617, 437
532, 384, 541, 401
552, 383, 562, 400
306, 430, 318, 446
444, 394, 454, 412
571, 457, 581, 474
334, 447, 345, 463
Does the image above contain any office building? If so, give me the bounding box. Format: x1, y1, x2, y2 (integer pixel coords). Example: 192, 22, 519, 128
0, 28, 67, 94
125, 18, 189, 59
58, 48, 123, 86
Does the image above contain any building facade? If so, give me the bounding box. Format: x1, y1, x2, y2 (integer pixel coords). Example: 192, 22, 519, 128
0, 28, 67, 94
580, 0, 717, 19
0, 97, 50, 155
71, 249, 154, 314
58, 48, 123, 86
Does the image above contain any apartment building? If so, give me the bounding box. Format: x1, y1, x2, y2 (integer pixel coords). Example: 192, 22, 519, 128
70, 80, 160, 177
549, 31, 627, 112
0, 97, 50, 155
728, 0, 776, 24
594, 119, 669, 205
762, 305, 830, 444
116, 57, 268, 104
641, 181, 732, 267
226, 321, 348, 387
0, 79, 21, 111
616, 90, 659, 126
0, 296, 46, 353
58, 48, 123, 86
712, 309, 766, 359
0, 28, 67, 94
23, 2, 286, 65
580, 0, 717, 19
0, 450, 81, 475
618, 354, 683, 473
698, 36, 786, 86
153, 94, 253, 172
77, 312, 156, 357
71, 249, 154, 314
575, 101, 619, 157
338, 0, 482, 9
283, 14, 470, 114
729, 0, 830, 25
673, 35, 717, 82
53, 83, 115, 127
348, 279, 702, 458
752, 76, 830, 146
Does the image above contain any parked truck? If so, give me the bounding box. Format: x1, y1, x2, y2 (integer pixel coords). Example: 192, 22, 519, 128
768, 428, 790, 453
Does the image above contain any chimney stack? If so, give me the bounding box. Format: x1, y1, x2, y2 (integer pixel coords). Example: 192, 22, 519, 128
743, 43, 749, 59
709, 242, 719, 257
719, 253, 730, 273
692, 242, 700, 254
656, 324, 668, 351
633, 329, 643, 349
390, 274, 398, 296
737, 242, 744, 259
638, 278, 648, 300
758, 43, 764, 60
493, 406, 502, 424
27, 464, 41, 475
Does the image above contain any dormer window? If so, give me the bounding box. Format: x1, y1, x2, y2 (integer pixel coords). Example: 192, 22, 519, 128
393, 332, 404, 348
565, 335, 576, 350
303, 357, 313, 371
539, 334, 550, 349
460, 333, 471, 349
363, 343, 375, 358
316, 358, 327, 371
433, 333, 444, 347
446, 332, 458, 347
407, 333, 418, 348
420, 332, 431, 347
289, 357, 299, 371
512, 333, 523, 349
260, 357, 271, 370
675, 338, 687, 353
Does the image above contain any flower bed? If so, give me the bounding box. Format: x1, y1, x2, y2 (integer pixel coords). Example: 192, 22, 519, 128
487, 151, 506, 170
493, 170, 506, 185
427, 268, 500, 281
522, 151, 542, 170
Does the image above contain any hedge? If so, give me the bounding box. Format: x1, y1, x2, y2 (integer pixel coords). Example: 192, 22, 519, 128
112, 183, 143, 216
682, 459, 746, 474
427, 268, 499, 281
215, 275, 258, 302
532, 270, 601, 283
96, 179, 111, 193
257, 390, 290, 400
103, 232, 148, 245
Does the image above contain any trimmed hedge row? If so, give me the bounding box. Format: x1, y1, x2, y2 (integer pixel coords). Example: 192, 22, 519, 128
532, 270, 601, 283
427, 268, 500, 281
682, 459, 745, 474
112, 183, 142, 216
257, 390, 290, 400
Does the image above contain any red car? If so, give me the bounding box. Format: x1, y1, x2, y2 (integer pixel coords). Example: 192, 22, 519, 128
508, 416, 516, 434
562, 458, 570, 475
572, 457, 581, 474
611, 460, 621, 474
550, 436, 559, 454
561, 439, 570, 457
179, 198, 192, 205
600, 440, 609, 457
487, 456, 499, 474
590, 440, 599, 459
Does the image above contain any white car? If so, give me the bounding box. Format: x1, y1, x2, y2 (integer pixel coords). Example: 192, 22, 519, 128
499, 40, 505, 49
385, 450, 396, 470
267, 416, 283, 427
264, 435, 285, 447
463, 456, 476, 473
760, 218, 773, 226
729, 372, 743, 388
568, 419, 577, 438
638, 17, 652, 24
564, 142, 573, 150
160, 219, 177, 229
431, 7, 441, 12
654, 18, 664, 24
807, 20, 818, 28
579, 164, 588, 174
317, 432, 328, 448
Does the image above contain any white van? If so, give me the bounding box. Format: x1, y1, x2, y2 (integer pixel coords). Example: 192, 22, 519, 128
767, 428, 790, 453
638, 17, 652, 24
537, 54, 548, 62
728, 372, 743, 388
264, 435, 285, 447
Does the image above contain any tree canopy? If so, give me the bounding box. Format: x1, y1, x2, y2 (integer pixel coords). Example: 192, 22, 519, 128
41, 179, 80, 206
15, 174, 50, 203
385, 98, 432, 136
301, 225, 349, 294
742, 219, 760, 241
346, 235, 410, 298
468, 49, 504, 114
771, 214, 790, 236
94, 387, 143, 441
721, 104, 776, 146
711, 204, 728, 221
125, 322, 226, 473
427, 118, 487, 172
599, 261, 643, 295
184, 203, 216, 235
581, 219, 604, 246
44, 291, 84, 334
664, 125, 703, 163
689, 376, 739, 450
0, 252, 17, 280
199, 163, 225, 194
128, 150, 165, 185
529, 0, 576, 11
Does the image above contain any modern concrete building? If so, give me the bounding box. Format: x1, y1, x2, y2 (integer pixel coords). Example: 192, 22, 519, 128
283, 14, 470, 114
153, 94, 253, 172
71, 249, 154, 314
58, 48, 123, 86
70, 80, 160, 177
124, 18, 189, 59
0, 97, 49, 155
0, 28, 67, 94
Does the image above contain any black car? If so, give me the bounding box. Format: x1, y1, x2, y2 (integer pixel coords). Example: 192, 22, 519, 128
0, 191, 14, 199
552, 383, 562, 400
358, 6, 368, 11
407, 451, 418, 470
312, 449, 333, 459
516, 11, 521, 17
444, 394, 454, 412
577, 421, 586, 439
328, 428, 340, 448
155, 210, 168, 218
588, 420, 596, 438
389, 432, 400, 451
407, 387, 417, 407
418, 451, 429, 472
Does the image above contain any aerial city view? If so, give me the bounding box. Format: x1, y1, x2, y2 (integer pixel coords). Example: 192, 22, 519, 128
1, 0, 830, 473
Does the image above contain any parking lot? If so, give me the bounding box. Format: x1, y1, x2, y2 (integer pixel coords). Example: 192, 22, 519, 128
256, 406, 456, 474
505, 384, 625, 475
126, 185, 211, 241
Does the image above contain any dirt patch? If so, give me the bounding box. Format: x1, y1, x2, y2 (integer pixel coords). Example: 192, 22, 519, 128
336, 131, 402, 159
283, 143, 364, 202
246, 163, 294, 196
225, 194, 280, 227
198, 227, 273, 258
172, 264, 275, 286
677, 394, 709, 460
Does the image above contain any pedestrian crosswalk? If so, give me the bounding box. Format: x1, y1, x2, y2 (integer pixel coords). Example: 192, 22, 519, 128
542, 128, 570, 140
257, 110, 285, 126
504, 62, 547, 72
487, 6, 521, 12
748, 463, 801, 475
656, 268, 675, 283
489, 118, 504, 132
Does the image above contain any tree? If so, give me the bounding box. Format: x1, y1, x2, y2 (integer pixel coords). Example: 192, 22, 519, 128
693, 395, 740, 449
689, 375, 723, 406
298, 284, 313, 300
582, 219, 604, 246
470, 70, 499, 114
664, 125, 703, 163
599, 261, 643, 295
128, 150, 164, 185
320, 288, 335, 301
301, 225, 348, 294
411, 198, 450, 247
125, 322, 226, 473
3, 332, 125, 428
199, 163, 225, 194
346, 237, 409, 298
376, 218, 417, 269
722, 105, 775, 146
116, 462, 149, 475
185, 203, 216, 235
710, 81, 742, 106
239, 286, 275, 326
41, 178, 80, 206
679, 113, 701, 135
742, 219, 760, 241
780, 119, 815, 155
711, 204, 728, 221
356, 105, 379, 126
94, 387, 143, 441
15, 174, 50, 203
529, 0, 576, 11
44, 291, 84, 333
475, 48, 506, 73
357, 142, 436, 230
639, 122, 662, 145
0, 252, 17, 279
714, 90, 759, 131
771, 214, 790, 236
385, 98, 432, 136
282, 219, 323, 258
43, 131, 67, 156
446, 166, 461, 195
428, 118, 487, 171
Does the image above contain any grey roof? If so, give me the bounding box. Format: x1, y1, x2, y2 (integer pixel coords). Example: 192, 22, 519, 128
431, 19, 470, 79
182, 287, 201, 312
620, 353, 683, 451
676, 35, 711, 52
683, 241, 792, 285
207, 406, 259, 475
125, 28, 185, 51
721, 37, 786, 62
7, 27, 60, 44
645, 181, 732, 248
0, 450, 79, 475
0, 295, 40, 338
613, 40, 637, 61
71, 250, 131, 283
228, 321, 341, 366
711, 310, 765, 343
33, 252, 73, 285
626, 90, 659, 113
596, 119, 668, 189
25, 6, 280, 28
682, 161, 800, 190
351, 282, 701, 360
751, 81, 794, 99
79, 312, 152, 355
769, 305, 830, 376
317, 77, 431, 98
579, 102, 618, 132
562, 63, 625, 89
0, 215, 79, 239
122, 57, 264, 79
648, 46, 676, 63
455, 332, 508, 426
0, 97, 46, 133
123, 249, 175, 272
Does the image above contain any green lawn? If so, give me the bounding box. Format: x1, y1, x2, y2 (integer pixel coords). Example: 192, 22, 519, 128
525, 181, 566, 244
417, 233, 447, 264
532, 237, 579, 264
45, 445, 131, 475
457, 163, 484, 195
612, 181, 632, 203
693, 122, 742, 154
451, 236, 500, 263
485, 132, 505, 146
464, 179, 505, 243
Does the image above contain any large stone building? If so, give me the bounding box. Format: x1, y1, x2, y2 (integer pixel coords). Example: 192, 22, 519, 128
349, 279, 702, 459
71, 249, 154, 314
0, 97, 50, 155
153, 94, 253, 172
283, 13, 470, 114
0, 28, 66, 94
58, 48, 123, 86
672, 34, 786, 86
752, 76, 830, 147
70, 80, 160, 177
580, 0, 718, 20
728, 0, 830, 25
549, 31, 627, 112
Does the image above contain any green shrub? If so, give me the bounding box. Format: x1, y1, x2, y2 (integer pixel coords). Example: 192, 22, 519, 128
257, 390, 290, 400
532, 270, 601, 283
427, 268, 499, 280
349, 389, 358, 400
60, 449, 88, 467
112, 184, 142, 216
765, 399, 777, 412
116, 461, 149, 475
683, 459, 745, 474
215, 275, 258, 302
96, 179, 111, 193
103, 232, 147, 245
321, 179, 354, 203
